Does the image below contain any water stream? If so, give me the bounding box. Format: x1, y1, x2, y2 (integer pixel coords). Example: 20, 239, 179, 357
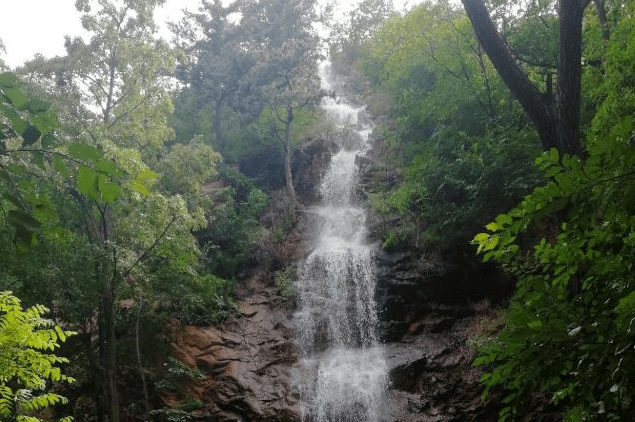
293, 63, 388, 422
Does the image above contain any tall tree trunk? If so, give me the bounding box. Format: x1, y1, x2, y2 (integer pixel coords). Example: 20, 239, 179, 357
284, 107, 296, 200
214, 98, 225, 156
461, 0, 586, 157
556, 0, 584, 156
593, 0, 610, 40
96, 209, 119, 422
81, 330, 106, 422
135, 294, 150, 420
99, 272, 119, 422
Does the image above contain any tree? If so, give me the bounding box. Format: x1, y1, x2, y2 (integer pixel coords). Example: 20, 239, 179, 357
328, 0, 396, 79
460, 0, 592, 156
173, 0, 261, 156
68, 0, 175, 153
470, 3, 635, 420
264, 36, 324, 199
9, 2, 207, 421
0, 291, 75, 422
61, 3, 178, 419
349, 2, 543, 249
3, 3, 248, 420
241, 0, 324, 199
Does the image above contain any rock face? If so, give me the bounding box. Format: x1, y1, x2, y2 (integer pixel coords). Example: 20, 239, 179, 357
170, 276, 301, 422
375, 248, 511, 342
292, 137, 340, 204
371, 246, 509, 421
383, 305, 502, 422
238, 136, 339, 204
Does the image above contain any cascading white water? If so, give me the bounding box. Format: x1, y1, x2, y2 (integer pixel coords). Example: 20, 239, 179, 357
293, 63, 387, 422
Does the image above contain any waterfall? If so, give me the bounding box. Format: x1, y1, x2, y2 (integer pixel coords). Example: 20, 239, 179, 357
293, 63, 388, 422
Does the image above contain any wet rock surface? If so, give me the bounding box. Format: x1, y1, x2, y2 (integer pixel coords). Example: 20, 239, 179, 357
374, 248, 510, 342
384, 309, 501, 422
292, 137, 340, 204
170, 282, 301, 422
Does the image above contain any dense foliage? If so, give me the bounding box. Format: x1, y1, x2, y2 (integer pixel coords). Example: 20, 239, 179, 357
333, 1, 543, 250
0, 292, 75, 422
335, 0, 635, 420
471, 2, 635, 419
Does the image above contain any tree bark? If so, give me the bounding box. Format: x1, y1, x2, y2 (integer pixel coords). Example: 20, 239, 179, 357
99, 268, 119, 422
214, 97, 225, 156
593, 0, 609, 40
461, 0, 586, 157
556, 0, 585, 156
284, 106, 296, 200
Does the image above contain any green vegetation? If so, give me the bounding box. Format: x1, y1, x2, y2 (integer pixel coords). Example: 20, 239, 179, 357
0, 292, 75, 422
333, 1, 544, 250
275, 266, 296, 298
152, 357, 205, 394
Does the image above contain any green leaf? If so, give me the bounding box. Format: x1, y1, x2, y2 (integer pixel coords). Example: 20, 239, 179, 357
0, 102, 18, 119
495, 213, 513, 225
483, 234, 500, 251
486, 221, 500, 232
548, 147, 559, 163
31, 151, 45, 169
53, 155, 70, 177
0, 72, 19, 88
30, 110, 58, 135
68, 143, 103, 162
4, 87, 28, 109
26, 98, 51, 113
473, 232, 489, 244
97, 174, 122, 203
21, 125, 41, 146
77, 165, 100, 200
95, 159, 124, 178
41, 133, 58, 149
10, 116, 28, 136
131, 168, 158, 197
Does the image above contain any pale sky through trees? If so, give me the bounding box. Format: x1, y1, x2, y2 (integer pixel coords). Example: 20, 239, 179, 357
1, 0, 415, 69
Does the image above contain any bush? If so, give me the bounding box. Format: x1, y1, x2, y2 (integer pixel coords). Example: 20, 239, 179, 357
199, 166, 268, 278
0, 292, 75, 422
275, 266, 296, 297
472, 120, 635, 420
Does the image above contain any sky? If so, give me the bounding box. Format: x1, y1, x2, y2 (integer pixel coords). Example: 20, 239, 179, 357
0, 0, 416, 69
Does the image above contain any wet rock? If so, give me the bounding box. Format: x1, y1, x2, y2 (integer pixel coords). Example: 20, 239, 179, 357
292, 137, 340, 204
374, 246, 510, 341
169, 270, 301, 422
